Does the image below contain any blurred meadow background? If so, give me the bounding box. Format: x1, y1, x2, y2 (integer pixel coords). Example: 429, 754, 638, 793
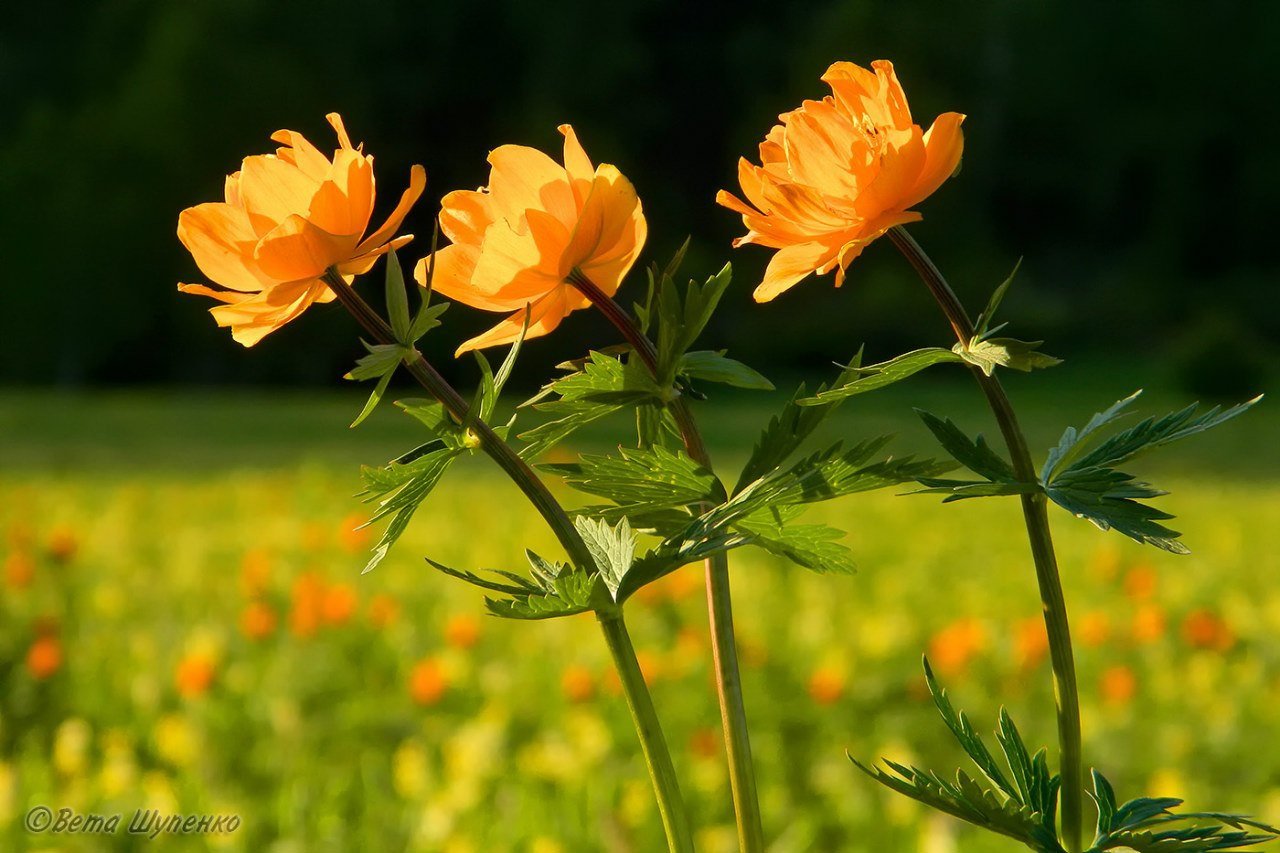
2, 1, 1279, 851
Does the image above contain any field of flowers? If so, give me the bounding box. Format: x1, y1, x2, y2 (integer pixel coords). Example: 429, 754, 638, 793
2, 376, 1278, 851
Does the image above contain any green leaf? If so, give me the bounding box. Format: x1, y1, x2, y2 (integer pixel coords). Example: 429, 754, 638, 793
616, 524, 752, 601
1042, 392, 1143, 482
385, 248, 412, 343
346, 341, 409, 428
955, 338, 1062, 377
798, 348, 965, 406
409, 302, 449, 343
735, 351, 868, 493
911, 478, 1043, 502
358, 446, 458, 574
772, 439, 955, 506
678, 350, 774, 390
734, 512, 856, 574
654, 263, 733, 386
395, 398, 463, 447
483, 552, 601, 620
350, 369, 395, 429
427, 558, 540, 596
1045, 467, 1188, 554
916, 410, 1020, 484
573, 516, 636, 600
1087, 770, 1277, 851
541, 445, 726, 514
973, 258, 1022, 340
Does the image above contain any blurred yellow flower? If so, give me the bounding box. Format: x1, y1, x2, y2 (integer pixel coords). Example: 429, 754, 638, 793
178, 113, 425, 345
53, 718, 92, 777
392, 740, 432, 800
718, 59, 964, 300
154, 714, 199, 767
417, 124, 647, 354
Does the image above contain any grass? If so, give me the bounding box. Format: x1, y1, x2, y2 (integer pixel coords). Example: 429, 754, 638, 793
1, 365, 1277, 851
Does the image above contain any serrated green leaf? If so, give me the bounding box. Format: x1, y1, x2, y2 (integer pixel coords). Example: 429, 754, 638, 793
911, 477, 1043, 502
541, 445, 726, 513
973, 258, 1021, 339
735, 351, 868, 493
956, 337, 1063, 376
427, 557, 540, 596
395, 398, 463, 446
798, 348, 966, 406
350, 368, 395, 428
484, 562, 600, 621
678, 350, 774, 390
1046, 467, 1189, 553
653, 263, 733, 387
734, 513, 856, 574
360, 446, 458, 574
1042, 392, 1144, 481
916, 410, 1020, 483
346, 342, 406, 381
385, 248, 411, 342
573, 516, 636, 600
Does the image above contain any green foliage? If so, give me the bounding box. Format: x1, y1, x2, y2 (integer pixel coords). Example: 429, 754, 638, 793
854, 659, 1064, 852
541, 446, 726, 515
911, 410, 1037, 502
517, 351, 662, 460
954, 260, 1061, 376
573, 516, 637, 600
345, 342, 409, 428
1042, 392, 1261, 553
357, 445, 459, 574
430, 549, 603, 620
798, 348, 966, 407
677, 350, 774, 391
1087, 770, 1277, 851
653, 263, 734, 389
734, 507, 856, 574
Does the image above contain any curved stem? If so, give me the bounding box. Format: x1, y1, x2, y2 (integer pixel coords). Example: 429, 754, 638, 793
885, 227, 1085, 852
567, 267, 765, 852
599, 612, 697, 853
321, 269, 694, 850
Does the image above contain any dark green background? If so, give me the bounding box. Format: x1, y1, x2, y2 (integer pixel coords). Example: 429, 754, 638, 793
3, 1, 1276, 395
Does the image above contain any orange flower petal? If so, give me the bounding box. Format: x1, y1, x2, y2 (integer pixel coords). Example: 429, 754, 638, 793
355, 164, 426, 256
270, 128, 332, 182
903, 112, 965, 211
486, 144, 577, 226
558, 124, 595, 207
254, 215, 356, 282
326, 112, 354, 150
455, 287, 572, 355
177, 203, 269, 292
754, 241, 836, 302
308, 148, 375, 239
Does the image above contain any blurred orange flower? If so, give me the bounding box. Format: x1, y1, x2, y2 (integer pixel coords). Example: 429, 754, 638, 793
1014, 617, 1049, 669
1123, 563, 1158, 601
928, 618, 987, 676
290, 572, 326, 638
4, 551, 35, 589
719, 59, 964, 301
1182, 609, 1235, 652
444, 614, 481, 650
338, 513, 372, 553
240, 601, 278, 640
27, 635, 62, 679
47, 526, 78, 563
689, 727, 721, 759
321, 583, 358, 625
416, 124, 647, 354
1100, 665, 1137, 706
1131, 603, 1166, 645
808, 666, 846, 705
561, 665, 595, 703
178, 113, 425, 346
409, 658, 448, 706
368, 593, 400, 629
240, 548, 273, 597
1078, 611, 1112, 648
175, 654, 216, 698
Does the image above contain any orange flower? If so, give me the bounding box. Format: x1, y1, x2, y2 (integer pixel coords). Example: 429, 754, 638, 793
1123, 563, 1158, 601
1100, 665, 1137, 706
338, 513, 372, 553
807, 666, 845, 705
416, 125, 647, 354
1131, 603, 1166, 645
47, 526, 78, 563
240, 548, 272, 596
928, 618, 987, 676
1182, 609, 1235, 652
1014, 617, 1049, 669
718, 60, 964, 301
689, 727, 721, 759
27, 635, 62, 679
368, 593, 400, 629
1078, 611, 1112, 648
178, 113, 426, 345
4, 550, 35, 589
321, 583, 358, 625
409, 658, 448, 706
561, 665, 595, 703
240, 600, 277, 640
175, 654, 216, 698
444, 614, 481, 650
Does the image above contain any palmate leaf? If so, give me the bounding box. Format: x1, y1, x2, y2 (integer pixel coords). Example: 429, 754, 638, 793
431, 549, 604, 620
678, 349, 774, 391
654, 263, 733, 387
573, 516, 636, 599
1041, 392, 1261, 552
541, 445, 727, 513
1087, 770, 1278, 852
854, 659, 1065, 853
517, 351, 661, 460
733, 510, 856, 574
357, 446, 459, 574
956, 338, 1062, 377
916, 410, 1019, 483
735, 352, 869, 492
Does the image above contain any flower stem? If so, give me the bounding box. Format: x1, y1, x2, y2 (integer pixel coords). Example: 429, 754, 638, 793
599, 612, 697, 853
885, 227, 1085, 853
321, 269, 694, 851
567, 268, 766, 853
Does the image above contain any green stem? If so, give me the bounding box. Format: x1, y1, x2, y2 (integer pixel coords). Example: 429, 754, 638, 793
567, 268, 766, 852
321, 269, 694, 851
886, 228, 1085, 853
599, 612, 697, 853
